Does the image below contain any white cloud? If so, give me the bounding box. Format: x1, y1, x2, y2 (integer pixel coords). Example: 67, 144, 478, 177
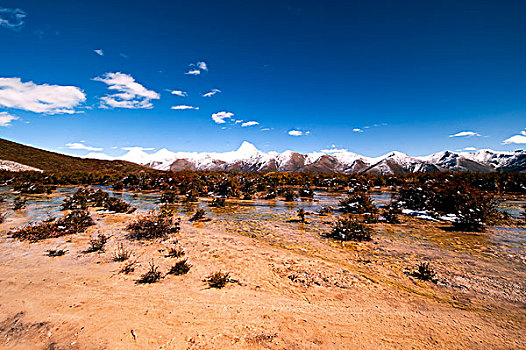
288, 130, 303, 136
0, 7, 26, 31
65, 142, 103, 152
212, 111, 234, 124
461, 147, 477, 151
449, 131, 481, 138
83, 152, 114, 160
185, 69, 201, 76
0, 77, 86, 114
261, 128, 271, 131
202, 89, 221, 97
171, 105, 199, 110
186, 61, 208, 75
171, 90, 188, 97
353, 128, 363, 132
503, 131, 526, 144
241, 121, 259, 127
321, 147, 348, 153
94, 49, 104, 56
122, 146, 155, 151
0, 112, 18, 126
197, 61, 208, 71
93, 72, 160, 109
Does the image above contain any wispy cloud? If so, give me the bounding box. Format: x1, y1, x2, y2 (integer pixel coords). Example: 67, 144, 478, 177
171, 105, 199, 110
186, 61, 208, 75
353, 128, 363, 132
0, 77, 85, 114
0, 112, 19, 127
502, 130, 526, 144
122, 146, 155, 151
0, 7, 26, 31
449, 131, 481, 138
288, 129, 310, 136
196, 61, 208, 71
65, 142, 103, 152
202, 89, 221, 97
93, 72, 160, 109
211, 111, 234, 124
171, 90, 188, 97
241, 121, 259, 127
94, 49, 104, 56
185, 69, 201, 76
321, 147, 348, 153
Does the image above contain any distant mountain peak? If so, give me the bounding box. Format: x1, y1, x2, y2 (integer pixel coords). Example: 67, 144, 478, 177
235, 141, 261, 158
74, 140, 525, 174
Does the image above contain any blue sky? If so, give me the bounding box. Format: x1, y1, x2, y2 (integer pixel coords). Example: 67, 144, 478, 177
0, 0, 525, 157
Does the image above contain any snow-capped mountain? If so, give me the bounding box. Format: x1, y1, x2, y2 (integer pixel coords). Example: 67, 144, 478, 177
83, 142, 526, 174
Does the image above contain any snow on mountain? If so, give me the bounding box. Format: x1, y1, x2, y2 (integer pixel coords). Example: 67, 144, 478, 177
0, 160, 42, 172
82, 142, 526, 174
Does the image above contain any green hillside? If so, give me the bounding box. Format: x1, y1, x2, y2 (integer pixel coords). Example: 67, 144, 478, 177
0, 138, 150, 173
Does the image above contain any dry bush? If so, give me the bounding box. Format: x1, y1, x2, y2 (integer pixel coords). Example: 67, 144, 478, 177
12, 197, 26, 210
165, 246, 185, 258
204, 271, 230, 289
411, 262, 437, 282
167, 259, 191, 275
209, 197, 226, 207
326, 216, 372, 242
189, 209, 206, 222
127, 211, 180, 240
11, 210, 94, 241
86, 233, 109, 252
62, 188, 132, 213
137, 261, 162, 284
112, 243, 132, 261
45, 249, 68, 257
338, 191, 377, 214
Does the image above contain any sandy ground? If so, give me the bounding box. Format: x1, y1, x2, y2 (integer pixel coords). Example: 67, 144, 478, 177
0, 205, 525, 349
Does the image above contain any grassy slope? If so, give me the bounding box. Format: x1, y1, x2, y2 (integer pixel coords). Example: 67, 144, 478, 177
0, 138, 150, 173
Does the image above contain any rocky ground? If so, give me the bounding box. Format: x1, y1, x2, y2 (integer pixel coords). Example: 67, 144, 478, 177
0, 203, 525, 349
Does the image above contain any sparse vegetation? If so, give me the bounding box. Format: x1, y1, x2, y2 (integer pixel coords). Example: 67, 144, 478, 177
209, 197, 226, 207
382, 203, 401, 224
165, 246, 185, 258
62, 188, 132, 213
189, 208, 206, 222
297, 208, 306, 222
86, 233, 109, 252
12, 197, 26, 210
137, 261, 163, 284
45, 249, 68, 257
167, 259, 191, 275
112, 243, 132, 261
127, 211, 180, 240
327, 216, 372, 242
318, 206, 332, 215
11, 210, 95, 241
338, 191, 377, 214
120, 259, 138, 274
396, 179, 499, 231
411, 262, 437, 282
160, 190, 178, 204
205, 271, 231, 289
283, 188, 298, 202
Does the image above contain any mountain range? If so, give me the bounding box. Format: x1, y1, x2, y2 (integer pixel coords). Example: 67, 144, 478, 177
84, 141, 526, 174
